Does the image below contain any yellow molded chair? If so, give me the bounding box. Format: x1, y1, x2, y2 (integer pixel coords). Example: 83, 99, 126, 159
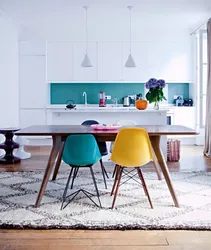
110, 120, 137, 177
110, 120, 137, 154
110, 127, 154, 209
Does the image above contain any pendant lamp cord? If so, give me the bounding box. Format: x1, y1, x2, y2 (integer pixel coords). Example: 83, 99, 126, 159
129, 7, 132, 53
128, 6, 133, 54
84, 6, 88, 53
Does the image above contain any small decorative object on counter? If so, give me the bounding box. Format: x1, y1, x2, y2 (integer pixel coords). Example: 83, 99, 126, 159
145, 78, 167, 110
175, 96, 184, 106
65, 100, 76, 110
122, 96, 132, 107
167, 139, 180, 162
135, 99, 148, 110
183, 98, 193, 106
136, 93, 142, 100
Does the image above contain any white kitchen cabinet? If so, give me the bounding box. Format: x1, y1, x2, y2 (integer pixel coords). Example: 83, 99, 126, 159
20, 109, 46, 128
19, 56, 46, 109
146, 41, 192, 82
173, 107, 196, 130
73, 42, 97, 81
46, 107, 167, 160
47, 42, 73, 82
19, 109, 48, 142
122, 42, 149, 81
97, 42, 122, 81
19, 41, 46, 56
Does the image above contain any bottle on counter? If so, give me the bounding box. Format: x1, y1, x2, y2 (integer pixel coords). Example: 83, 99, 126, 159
99, 91, 106, 107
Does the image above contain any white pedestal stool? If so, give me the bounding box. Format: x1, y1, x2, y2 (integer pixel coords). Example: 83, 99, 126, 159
13, 136, 31, 159
0, 134, 4, 156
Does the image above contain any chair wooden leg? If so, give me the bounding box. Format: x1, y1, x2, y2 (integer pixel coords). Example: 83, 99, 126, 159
111, 167, 123, 209
136, 167, 147, 196
137, 168, 153, 209
111, 165, 120, 196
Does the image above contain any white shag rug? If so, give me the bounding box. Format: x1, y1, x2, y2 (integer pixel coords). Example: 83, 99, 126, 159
1, 169, 211, 230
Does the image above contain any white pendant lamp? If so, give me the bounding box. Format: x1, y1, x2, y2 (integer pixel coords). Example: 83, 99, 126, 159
125, 6, 136, 67
81, 6, 92, 67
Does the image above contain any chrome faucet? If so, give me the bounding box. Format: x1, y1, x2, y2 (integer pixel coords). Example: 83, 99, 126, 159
83, 91, 87, 106
112, 97, 118, 107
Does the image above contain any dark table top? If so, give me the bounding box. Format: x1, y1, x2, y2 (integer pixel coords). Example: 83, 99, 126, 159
0, 128, 20, 133
15, 125, 198, 136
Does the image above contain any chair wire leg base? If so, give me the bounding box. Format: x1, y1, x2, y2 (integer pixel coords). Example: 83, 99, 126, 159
100, 159, 109, 179
61, 166, 102, 209
61, 190, 80, 210
61, 167, 74, 210
62, 189, 100, 210
99, 159, 107, 189
71, 167, 79, 189
89, 166, 102, 208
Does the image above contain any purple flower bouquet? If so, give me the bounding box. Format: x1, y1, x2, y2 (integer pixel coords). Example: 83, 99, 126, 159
145, 78, 167, 109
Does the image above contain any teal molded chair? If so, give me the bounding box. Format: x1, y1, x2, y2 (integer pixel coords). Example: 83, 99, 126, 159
61, 134, 102, 210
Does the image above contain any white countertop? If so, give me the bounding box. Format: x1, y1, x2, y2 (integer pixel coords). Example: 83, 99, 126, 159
46, 104, 178, 113
46, 104, 195, 112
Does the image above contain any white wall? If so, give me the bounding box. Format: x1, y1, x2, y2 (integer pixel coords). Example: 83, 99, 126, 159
0, 16, 19, 128
0, 15, 19, 155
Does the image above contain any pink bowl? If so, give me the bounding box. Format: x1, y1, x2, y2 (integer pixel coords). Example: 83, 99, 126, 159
91, 124, 121, 130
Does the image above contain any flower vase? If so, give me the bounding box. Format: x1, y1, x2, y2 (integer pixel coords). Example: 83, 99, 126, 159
154, 101, 159, 110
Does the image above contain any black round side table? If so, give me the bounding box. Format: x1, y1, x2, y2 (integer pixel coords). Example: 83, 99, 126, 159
0, 128, 21, 164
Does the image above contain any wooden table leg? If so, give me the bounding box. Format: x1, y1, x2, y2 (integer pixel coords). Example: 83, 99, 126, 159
151, 147, 162, 180
35, 136, 62, 207
52, 142, 64, 181
150, 135, 179, 208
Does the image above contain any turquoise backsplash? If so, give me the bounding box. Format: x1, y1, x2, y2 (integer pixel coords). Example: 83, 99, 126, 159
168, 83, 189, 104
50, 82, 189, 104
50, 83, 145, 105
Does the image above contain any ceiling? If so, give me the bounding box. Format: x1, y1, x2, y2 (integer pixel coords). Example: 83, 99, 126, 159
0, 0, 211, 40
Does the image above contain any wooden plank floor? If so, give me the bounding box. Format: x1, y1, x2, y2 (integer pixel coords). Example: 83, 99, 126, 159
1, 230, 211, 250
0, 145, 211, 250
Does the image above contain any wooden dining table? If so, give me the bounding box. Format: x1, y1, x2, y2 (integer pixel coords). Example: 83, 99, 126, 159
16, 125, 198, 208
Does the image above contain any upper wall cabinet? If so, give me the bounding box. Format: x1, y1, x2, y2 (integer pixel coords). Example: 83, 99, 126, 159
146, 41, 192, 82
122, 42, 149, 82
97, 43, 122, 81
73, 42, 97, 81
19, 41, 46, 56
20, 55, 46, 109
47, 42, 73, 82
